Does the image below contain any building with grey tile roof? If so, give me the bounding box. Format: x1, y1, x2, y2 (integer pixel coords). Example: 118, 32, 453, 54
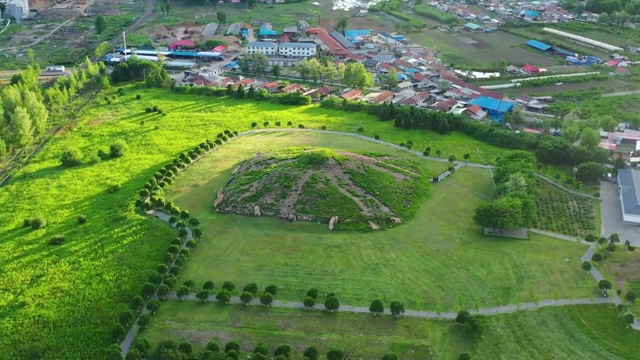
618, 167, 640, 223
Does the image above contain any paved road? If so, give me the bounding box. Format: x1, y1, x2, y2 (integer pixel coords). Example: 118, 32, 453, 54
600, 180, 640, 246
110, 0, 157, 48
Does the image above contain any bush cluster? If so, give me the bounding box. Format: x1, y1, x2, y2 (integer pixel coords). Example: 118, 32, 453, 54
173, 84, 312, 106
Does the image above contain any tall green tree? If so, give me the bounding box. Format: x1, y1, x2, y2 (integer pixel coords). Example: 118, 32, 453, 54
335, 18, 348, 33
6, 107, 33, 149
390, 301, 405, 317
387, 67, 398, 88
95, 15, 106, 35
271, 64, 281, 79
342, 62, 374, 89
580, 128, 600, 149
217, 11, 227, 24
369, 299, 384, 315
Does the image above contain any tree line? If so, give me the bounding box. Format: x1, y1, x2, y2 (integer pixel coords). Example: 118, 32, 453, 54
474, 151, 538, 231
174, 82, 312, 105
0, 57, 106, 158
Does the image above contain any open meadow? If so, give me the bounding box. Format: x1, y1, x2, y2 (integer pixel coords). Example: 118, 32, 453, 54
167, 131, 596, 311
139, 301, 640, 359
0, 86, 516, 358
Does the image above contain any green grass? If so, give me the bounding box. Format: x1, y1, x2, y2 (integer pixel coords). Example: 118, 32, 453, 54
140, 302, 640, 359
168, 132, 595, 311
0, 86, 513, 358
597, 249, 640, 316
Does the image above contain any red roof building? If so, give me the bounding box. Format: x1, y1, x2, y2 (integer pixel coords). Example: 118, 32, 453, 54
431, 98, 458, 112
522, 64, 540, 73
305, 28, 349, 56
281, 83, 303, 93
169, 40, 196, 49
370, 90, 394, 104
340, 89, 363, 100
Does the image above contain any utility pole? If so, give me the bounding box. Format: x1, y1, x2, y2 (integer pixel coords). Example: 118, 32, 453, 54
122, 30, 127, 61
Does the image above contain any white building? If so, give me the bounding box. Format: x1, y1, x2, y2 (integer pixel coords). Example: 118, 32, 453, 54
246, 42, 278, 56
277, 42, 316, 58
618, 168, 640, 224
1, 0, 29, 18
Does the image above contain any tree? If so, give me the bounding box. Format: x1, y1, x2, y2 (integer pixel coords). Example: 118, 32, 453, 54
142, 282, 156, 298
240, 291, 253, 304
126, 348, 141, 360
60, 147, 84, 167
387, 67, 398, 88
473, 195, 526, 231
265, 284, 278, 295
458, 353, 471, 360
325, 296, 340, 312
592, 252, 604, 262
575, 162, 603, 185
95, 15, 106, 34
216, 289, 231, 303
110, 139, 129, 158
369, 299, 384, 315
272, 64, 281, 79
180, 210, 190, 220
6, 107, 33, 149
155, 284, 169, 299
624, 313, 635, 326
22, 90, 48, 136
222, 281, 236, 292
130, 295, 145, 312
188, 217, 200, 227
179, 341, 193, 355
260, 292, 273, 306
306, 288, 319, 299
177, 285, 190, 300
107, 344, 123, 360
151, 340, 182, 360
206, 340, 220, 353
203, 280, 215, 290
456, 310, 471, 324
390, 301, 405, 317
580, 128, 600, 149
382, 353, 399, 360
335, 17, 348, 33
293, 346, 314, 360
303, 296, 315, 310
112, 323, 126, 341
252, 53, 270, 75
146, 300, 160, 314
581, 261, 592, 272
585, 234, 596, 243
598, 279, 612, 291
614, 155, 627, 169
342, 62, 374, 89
598, 237, 608, 248
254, 342, 269, 356
610, 233, 620, 243
327, 348, 345, 360
625, 291, 636, 303
196, 290, 210, 302
225, 341, 240, 353
274, 344, 291, 358
217, 11, 227, 24
435, 149, 441, 158
243, 283, 258, 294
606, 243, 616, 254
463, 153, 470, 163
120, 310, 135, 327
137, 313, 151, 328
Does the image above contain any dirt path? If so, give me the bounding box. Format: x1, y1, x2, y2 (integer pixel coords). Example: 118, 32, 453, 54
0, 18, 75, 52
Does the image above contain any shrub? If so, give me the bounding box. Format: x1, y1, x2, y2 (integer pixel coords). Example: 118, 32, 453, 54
275, 121, 281, 126
110, 140, 129, 158
23, 219, 31, 227
77, 215, 87, 224
145, 107, 153, 113
287, 121, 293, 126
60, 147, 84, 167
108, 184, 121, 193
49, 235, 65, 245
97, 149, 110, 160
251, 122, 258, 128
263, 121, 269, 127
357, 127, 364, 133
374, 135, 380, 140
136, 94, 142, 100
298, 124, 305, 129
30, 217, 47, 230
321, 125, 327, 130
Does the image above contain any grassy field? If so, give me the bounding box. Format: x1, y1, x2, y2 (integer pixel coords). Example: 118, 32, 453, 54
139, 301, 640, 359
167, 132, 595, 311
502, 26, 610, 60
0, 86, 516, 358
597, 249, 640, 315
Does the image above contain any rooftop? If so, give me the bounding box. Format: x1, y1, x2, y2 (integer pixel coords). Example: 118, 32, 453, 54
619, 168, 640, 215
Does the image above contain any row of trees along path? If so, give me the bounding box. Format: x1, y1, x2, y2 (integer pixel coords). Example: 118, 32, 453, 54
120, 129, 638, 357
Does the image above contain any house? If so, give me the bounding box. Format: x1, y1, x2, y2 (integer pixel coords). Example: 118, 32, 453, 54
468, 96, 514, 121
396, 81, 414, 90
330, 31, 356, 50
304, 86, 333, 99
261, 81, 280, 93
431, 98, 458, 112
463, 104, 487, 120
281, 83, 303, 93
522, 64, 540, 73
618, 167, 640, 224
246, 42, 278, 55
278, 42, 317, 57
233, 78, 255, 88
368, 90, 394, 104
340, 89, 363, 100
259, 23, 278, 37
305, 28, 349, 56
377, 32, 402, 46
401, 91, 430, 106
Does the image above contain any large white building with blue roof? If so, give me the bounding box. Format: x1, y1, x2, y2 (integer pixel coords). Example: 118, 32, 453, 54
618, 167, 640, 224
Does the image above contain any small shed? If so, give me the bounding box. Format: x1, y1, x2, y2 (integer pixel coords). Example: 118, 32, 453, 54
468, 96, 514, 122
464, 22, 481, 31
526, 39, 552, 51
522, 64, 539, 73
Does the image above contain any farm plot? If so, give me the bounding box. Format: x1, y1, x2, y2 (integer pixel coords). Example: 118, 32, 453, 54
533, 181, 597, 237
410, 29, 558, 68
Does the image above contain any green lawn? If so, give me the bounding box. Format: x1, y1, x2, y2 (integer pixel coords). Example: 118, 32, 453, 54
139, 302, 640, 359
0, 86, 513, 358
597, 249, 640, 316
168, 132, 595, 311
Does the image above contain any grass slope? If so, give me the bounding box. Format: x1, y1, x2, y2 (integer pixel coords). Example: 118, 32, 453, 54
140, 302, 640, 360
0, 86, 511, 358
169, 132, 595, 311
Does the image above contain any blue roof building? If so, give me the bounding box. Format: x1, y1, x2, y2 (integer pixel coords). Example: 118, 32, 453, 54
524, 10, 540, 17
526, 39, 552, 51
618, 168, 640, 223
344, 29, 371, 39
468, 96, 514, 122
464, 22, 481, 30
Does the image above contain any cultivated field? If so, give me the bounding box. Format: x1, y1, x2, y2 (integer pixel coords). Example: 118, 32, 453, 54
140, 302, 640, 359
0, 86, 516, 358
411, 28, 559, 68
167, 132, 595, 311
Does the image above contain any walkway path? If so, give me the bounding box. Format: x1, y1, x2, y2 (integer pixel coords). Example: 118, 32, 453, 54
534, 173, 600, 200
157, 293, 615, 320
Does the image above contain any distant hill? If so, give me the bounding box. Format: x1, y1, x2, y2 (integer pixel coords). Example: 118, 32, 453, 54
214, 147, 431, 230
